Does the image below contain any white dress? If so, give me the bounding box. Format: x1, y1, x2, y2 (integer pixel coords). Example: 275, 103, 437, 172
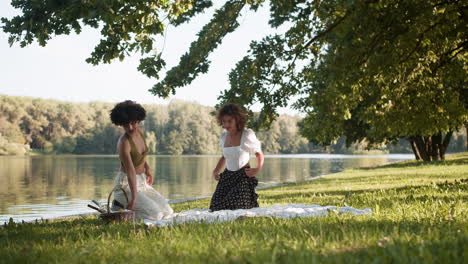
113, 171, 173, 220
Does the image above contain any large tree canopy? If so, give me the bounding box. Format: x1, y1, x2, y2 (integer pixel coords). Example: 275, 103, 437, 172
2, 0, 205, 77
3, 0, 467, 161
156, 0, 468, 161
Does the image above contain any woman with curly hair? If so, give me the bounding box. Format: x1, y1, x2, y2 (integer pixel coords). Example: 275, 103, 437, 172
209, 103, 264, 211
110, 100, 173, 220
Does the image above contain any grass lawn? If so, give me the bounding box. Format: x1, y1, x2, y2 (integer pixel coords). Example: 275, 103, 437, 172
1, 153, 467, 263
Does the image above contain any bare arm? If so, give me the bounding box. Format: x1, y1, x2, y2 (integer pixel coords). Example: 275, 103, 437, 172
255, 152, 264, 170
212, 156, 226, 181
118, 138, 138, 209
144, 161, 154, 185
245, 152, 264, 177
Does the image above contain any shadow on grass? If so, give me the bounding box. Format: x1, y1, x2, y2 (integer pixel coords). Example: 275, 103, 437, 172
361, 156, 468, 170
246, 233, 466, 263
0, 217, 145, 246
261, 180, 467, 202
2, 215, 465, 263
214, 216, 467, 263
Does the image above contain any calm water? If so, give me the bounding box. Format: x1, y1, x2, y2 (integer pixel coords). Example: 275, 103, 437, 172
0, 154, 412, 223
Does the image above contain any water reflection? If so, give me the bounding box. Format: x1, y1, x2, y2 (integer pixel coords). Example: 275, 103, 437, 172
0, 154, 412, 223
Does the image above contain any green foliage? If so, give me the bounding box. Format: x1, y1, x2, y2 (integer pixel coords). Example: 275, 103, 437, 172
292, 0, 467, 146
164, 0, 467, 158
60, 136, 78, 153
43, 141, 54, 153
158, 100, 221, 155
448, 130, 468, 153
4, 0, 466, 159
150, 0, 246, 97
169, 0, 214, 26
73, 125, 119, 154
257, 114, 311, 154
0, 95, 466, 155
0, 117, 25, 144
2, 0, 195, 66
0, 134, 26, 155
3, 0, 466, 158
1, 0, 231, 95
1, 153, 466, 263
146, 131, 157, 154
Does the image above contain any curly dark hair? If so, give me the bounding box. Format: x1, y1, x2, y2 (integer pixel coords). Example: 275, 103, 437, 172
216, 103, 247, 131
110, 100, 146, 126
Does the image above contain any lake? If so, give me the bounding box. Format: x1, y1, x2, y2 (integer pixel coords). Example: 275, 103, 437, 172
0, 154, 413, 223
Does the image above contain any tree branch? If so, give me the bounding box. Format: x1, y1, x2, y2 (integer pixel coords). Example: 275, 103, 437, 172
432, 40, 468, 73
286, 9, 352, 73
398, 21, 444, 65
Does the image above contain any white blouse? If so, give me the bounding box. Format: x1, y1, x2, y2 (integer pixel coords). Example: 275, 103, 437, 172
220, 128, 262, 171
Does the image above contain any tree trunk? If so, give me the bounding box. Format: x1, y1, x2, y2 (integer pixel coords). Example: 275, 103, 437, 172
413, 136, 430, 161
409, 132, 452, 161
440, 131, 452, 160
431, 134, 442, 161
409, 138, 421, 160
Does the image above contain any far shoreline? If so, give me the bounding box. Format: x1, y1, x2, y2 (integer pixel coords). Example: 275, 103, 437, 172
2, 152, 416, 158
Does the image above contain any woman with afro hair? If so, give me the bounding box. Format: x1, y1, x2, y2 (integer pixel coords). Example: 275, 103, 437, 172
110, 100, 173, 220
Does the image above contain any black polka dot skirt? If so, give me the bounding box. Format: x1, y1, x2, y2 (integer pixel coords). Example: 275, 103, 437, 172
209, 167, 259, 211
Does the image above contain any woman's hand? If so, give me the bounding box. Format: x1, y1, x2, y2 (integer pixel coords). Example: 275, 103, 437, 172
212, 157, 225, 181
245, 152, 263, 178
127, 198, 137, 210
146, 173, 154, 185
212, 170, 221, 181
144, 162, 154, 185
245, 167, 260, 178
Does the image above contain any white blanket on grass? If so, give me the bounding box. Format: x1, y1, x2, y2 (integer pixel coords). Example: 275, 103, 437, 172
144, 204, 372, 227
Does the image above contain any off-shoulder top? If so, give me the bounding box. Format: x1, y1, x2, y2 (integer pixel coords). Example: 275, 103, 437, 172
220, 128, 262, 171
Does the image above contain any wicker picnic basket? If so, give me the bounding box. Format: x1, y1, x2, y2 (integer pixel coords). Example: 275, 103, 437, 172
99, 186, 135, 223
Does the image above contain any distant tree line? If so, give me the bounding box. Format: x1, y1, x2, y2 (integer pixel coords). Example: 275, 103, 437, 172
0, 95, 466, 156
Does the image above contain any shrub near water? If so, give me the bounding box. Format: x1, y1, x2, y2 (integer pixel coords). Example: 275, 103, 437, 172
1, 153, 467, 263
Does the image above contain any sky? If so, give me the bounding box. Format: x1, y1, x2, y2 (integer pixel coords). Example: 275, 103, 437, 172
0, 1, 300, 115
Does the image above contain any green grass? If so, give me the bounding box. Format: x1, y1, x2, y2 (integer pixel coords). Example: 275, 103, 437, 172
1, 153, 467, 263
25, 149, 48, 155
